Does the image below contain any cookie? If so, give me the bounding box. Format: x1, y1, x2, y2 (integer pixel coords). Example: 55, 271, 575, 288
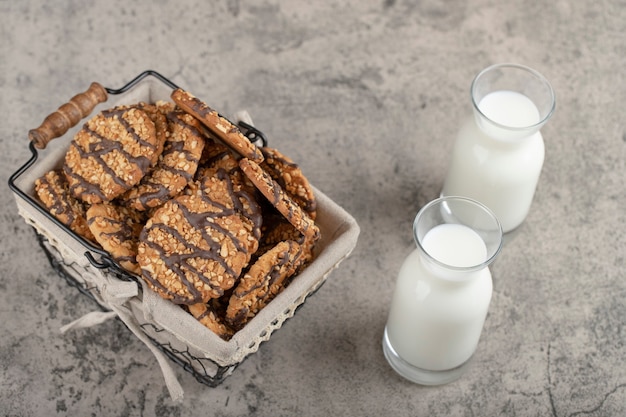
86, 202, 145, 274
137, 172, 261, 305
197, 140, 257, 198
257, 213, 301, 253
260, 146, 317, 220
197, 168, 263, 250
257, 214, 314, 270
225, 240, 304, 330
239, 158, 320, 242
34, 169, 95, 242
197, 129, 223, 165
121, 104, 206, 210
136, 101, 169, 163
187, 301, 234, 340
170, 89, 264, 163
63, 105, 161, 204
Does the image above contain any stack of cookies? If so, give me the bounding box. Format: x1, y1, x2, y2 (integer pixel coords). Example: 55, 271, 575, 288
35, 89, 320, 340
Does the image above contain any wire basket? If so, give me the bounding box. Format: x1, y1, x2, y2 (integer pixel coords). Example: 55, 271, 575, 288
8, 70, 360, 393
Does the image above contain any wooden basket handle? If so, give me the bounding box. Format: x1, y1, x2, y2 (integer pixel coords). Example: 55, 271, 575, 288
28, 82, 108, 149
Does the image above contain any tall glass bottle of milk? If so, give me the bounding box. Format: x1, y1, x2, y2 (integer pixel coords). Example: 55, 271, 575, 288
441, 64, 556, 233
383, 197, 503, 385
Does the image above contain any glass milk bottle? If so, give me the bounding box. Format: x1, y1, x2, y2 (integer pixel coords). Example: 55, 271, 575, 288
441, 64, 556, 233
383, 197, 503, 385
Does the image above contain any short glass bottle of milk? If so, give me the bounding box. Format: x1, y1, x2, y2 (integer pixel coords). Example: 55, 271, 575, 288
383, 196, 503, 385
441, 64, 556, 233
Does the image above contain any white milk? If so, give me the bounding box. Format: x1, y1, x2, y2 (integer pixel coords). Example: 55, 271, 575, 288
385, 223, 492, 372
442, 90, 545, 233
479, 90, 540, 130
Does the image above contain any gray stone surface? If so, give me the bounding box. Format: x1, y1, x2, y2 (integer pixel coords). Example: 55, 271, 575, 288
1, 0, 625, 415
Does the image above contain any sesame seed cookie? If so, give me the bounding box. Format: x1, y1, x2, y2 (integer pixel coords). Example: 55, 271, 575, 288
187, 301, 234, 340
121, 104, 206, 210
225, 240, 304, 331
34, 169, 95, 242
254, 211, 314, 272
136, 101, 169, 163
239, 158, 320, 243
197, 168, 263, 254
197, 140, 258, 200
137, 170, 262, 305
86, 202, 146, 275
63, 105, 161, 204
260, 146, 317, 220
170, 89, 264, 163
257, 212, 301, 254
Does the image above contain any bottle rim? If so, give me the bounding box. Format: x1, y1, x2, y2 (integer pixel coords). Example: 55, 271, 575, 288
470, 63, 556, 133
413, 196, 503, 274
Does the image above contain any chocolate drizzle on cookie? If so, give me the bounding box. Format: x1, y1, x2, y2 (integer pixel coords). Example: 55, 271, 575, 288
260, 147, 317, 218
170, 88, 264, 163
141, 201, 238, 301
166, 108, 204, 139
225, 240, 304, 330
86, 203, 144, 274
124, 138, 203, 209
101, 107, 159, 165
35, 169, 95, 242
239, 158, 320, 242
63, 106, 159, 204
138, 171, 262, 304
36, 170, 76, 224
120, 107, 206, 211
214, 168, 263, 242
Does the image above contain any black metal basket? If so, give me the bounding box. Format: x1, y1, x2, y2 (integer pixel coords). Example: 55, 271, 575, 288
8, 70, 360, 393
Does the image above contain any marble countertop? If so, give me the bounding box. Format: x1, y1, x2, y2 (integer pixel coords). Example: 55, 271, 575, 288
1, 1, 624, 415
